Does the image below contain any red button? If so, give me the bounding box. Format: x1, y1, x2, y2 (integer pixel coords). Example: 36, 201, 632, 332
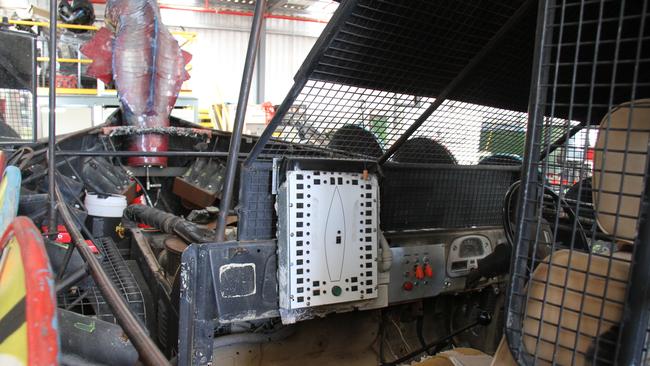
425, 264, 433, 278
403, 281, 414, 291
415, 265, 424, 280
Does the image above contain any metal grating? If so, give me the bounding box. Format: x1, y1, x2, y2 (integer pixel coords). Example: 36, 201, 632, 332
380, 165, 519, 231
505, 1, 650, 365
0, 89, 34, 140
57, 237, 146, 324
0, 30, 37, 143
255, 0, 543, 164
238, 161, 276, 240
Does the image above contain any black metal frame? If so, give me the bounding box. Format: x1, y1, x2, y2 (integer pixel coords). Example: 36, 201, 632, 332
244, 0, 538, 168
215, 0, 267, 241
505, 1, 650, 365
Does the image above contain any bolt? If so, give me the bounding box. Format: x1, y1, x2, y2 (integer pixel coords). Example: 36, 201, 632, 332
444, 279, 451, 288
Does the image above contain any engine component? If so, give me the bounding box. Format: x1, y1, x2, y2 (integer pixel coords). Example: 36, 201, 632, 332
123, 204, 214, 243
81, 156, 136, 201
173, 158, 226, 208
277, 169, 379, 320
387, 244, 446, 304
446, 235, 493, 278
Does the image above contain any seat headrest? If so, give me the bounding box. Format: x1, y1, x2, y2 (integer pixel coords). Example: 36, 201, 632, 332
592, 99, 650, 243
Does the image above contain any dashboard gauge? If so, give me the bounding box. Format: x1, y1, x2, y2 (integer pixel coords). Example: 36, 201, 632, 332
447, 235, 492, 278
459, 237, 485, 258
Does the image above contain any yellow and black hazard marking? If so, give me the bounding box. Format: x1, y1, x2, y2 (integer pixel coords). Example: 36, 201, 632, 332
0, 239, 28, 365
0, 218, 59, 366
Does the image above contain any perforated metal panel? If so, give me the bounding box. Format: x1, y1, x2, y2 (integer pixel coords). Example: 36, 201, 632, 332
278, 170, 379, 311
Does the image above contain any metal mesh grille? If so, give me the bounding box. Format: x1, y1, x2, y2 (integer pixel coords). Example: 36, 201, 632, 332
381, 166, 518, 231
505, 1, 650, 365
0, 30, 36, 143
0, 89, 35, 140
257, 0, 539, 164
238, 161, 276, 240
57, 237, 146, 324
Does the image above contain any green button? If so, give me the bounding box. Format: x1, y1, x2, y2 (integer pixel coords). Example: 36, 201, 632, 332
332, 285, 342, 296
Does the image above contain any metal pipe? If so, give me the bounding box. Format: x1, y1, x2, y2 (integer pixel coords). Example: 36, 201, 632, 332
243, 0, 358, 167
131, 229, 172, 294
47, 0, 57, 232
56, 264, 89, 293
56, 150, 244, 157
256, 23, 267, 104
215, 0, 267, 242
30, 33, 38, 143
504, 0, 555, 360
9, 19, 99, 30
88, 0, 328, 23
243, 79, 307, 167
376, 0, 536, 165
539, 121, 586, 161
54, 185, 171, 366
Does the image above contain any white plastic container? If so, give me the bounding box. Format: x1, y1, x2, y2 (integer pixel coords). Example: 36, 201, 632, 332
85, 193, 128, 218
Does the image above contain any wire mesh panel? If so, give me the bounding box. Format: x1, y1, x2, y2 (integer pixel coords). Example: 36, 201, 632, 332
0, 30, 37, 142
57, 237, 146, 324
254, 0, 540, 164
381, 165, 519, 231
505, 1, 650, 365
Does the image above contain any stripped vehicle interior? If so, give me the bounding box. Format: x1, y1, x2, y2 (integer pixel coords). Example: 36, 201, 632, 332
0, 0, 649, 365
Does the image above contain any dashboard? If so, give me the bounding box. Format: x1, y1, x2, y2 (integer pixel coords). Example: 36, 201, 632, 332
385, 227, 506, 304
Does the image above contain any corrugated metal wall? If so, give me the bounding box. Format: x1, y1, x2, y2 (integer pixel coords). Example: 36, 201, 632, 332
25, 1, 329, 108
161, 11, 326, 107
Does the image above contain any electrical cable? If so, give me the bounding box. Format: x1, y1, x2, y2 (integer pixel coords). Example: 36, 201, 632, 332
389, 316, 411, 352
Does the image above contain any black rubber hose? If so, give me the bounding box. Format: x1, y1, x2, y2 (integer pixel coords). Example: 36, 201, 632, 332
123, 204, 214, 243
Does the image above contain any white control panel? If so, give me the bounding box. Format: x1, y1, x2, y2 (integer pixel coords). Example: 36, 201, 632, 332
278, 170, 379, 311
